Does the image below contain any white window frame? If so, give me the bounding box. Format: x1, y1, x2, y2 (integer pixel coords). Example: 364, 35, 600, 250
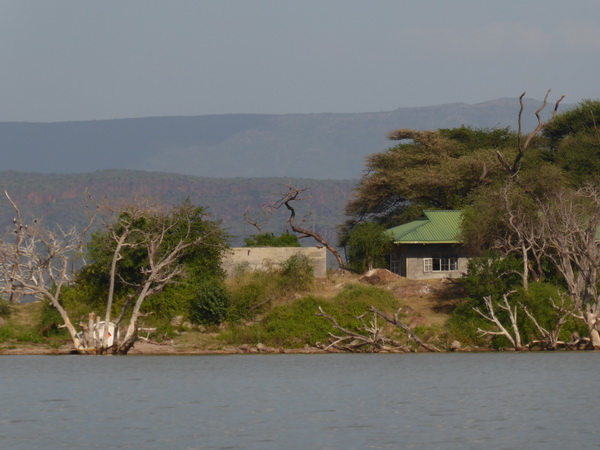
423, 258, 432, 273
427, 255, 459, 272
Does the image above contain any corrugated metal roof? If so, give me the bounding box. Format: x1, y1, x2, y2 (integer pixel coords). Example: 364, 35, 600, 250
387, 210, 463, 244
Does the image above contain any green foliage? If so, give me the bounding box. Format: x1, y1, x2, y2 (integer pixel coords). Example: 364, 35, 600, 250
257, 296, 333, 347
538, 99, 600, 187
448, 279, 587, 348
278, 254, 314, 292
244, 232, 300, 247
346, 127, 517, 225
226, 254, 315, 322
342, 222, 392, 273
189, 282, 232, 325
0, 325, 44, 344
226, 269, 281, 322
461, 154, 566, 256
460, 253, 523, 300
542, 99, 600, 148
68, 199, 229, 323
0, 301, 12, 318
221, 284, 401, 348
447, 253, 523, 347
512, 283, 585, 344
439, 126, 517, 150
38, 301, 70, 338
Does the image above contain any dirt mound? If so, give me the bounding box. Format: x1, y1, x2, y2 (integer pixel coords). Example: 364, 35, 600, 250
359, 269, 400, 285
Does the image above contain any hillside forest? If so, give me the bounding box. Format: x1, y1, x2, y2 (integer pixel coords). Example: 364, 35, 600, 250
1, 95, 600, 354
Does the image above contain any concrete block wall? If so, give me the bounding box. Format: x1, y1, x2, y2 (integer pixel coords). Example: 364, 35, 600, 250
222, 247, 327, 278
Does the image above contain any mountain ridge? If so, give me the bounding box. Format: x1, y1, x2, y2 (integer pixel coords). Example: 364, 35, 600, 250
0, 98, 571, 180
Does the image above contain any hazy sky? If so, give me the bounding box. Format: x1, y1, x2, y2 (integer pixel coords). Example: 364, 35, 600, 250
1, 1, 598, 122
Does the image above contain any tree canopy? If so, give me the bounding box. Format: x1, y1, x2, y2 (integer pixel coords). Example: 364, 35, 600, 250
345, 126, 518, 227
75, 199, 229, 320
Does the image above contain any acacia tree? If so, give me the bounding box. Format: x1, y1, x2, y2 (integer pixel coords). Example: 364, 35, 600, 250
345, 126, 517, 227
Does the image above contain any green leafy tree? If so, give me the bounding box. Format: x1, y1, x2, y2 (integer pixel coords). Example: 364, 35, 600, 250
345, 127, 518, 227
65, 199, 229, 353
541, 99, 600, 186
244, 232, 300, 247
341, 222, 392, 273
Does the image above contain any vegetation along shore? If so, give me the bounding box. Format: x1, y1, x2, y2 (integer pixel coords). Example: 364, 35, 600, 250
1, 95, 600, 355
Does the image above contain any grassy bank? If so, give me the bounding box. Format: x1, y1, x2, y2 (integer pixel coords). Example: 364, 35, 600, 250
0, 271, 465, 355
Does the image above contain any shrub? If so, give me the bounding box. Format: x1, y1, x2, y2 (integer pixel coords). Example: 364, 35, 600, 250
221, 284, 403, 348
189, 283, 232, 325
0, 301, 12, 318
38, 301, 70, 337
226, 270, 281, 321
244, 232, 300, 247
343, 222, 392, 273
278, 254, 314, 291
256, 296, 333, 347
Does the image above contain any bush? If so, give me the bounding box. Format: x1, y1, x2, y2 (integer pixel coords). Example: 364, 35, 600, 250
279, 254, 314, 291
460, 252, 523, 301
0, 301, 12, 318
511, 283, 586, 345
244, 232, 300, 247
343, 222, 392, 273
226, 270, 281, 321
259, 296, 333, 347
221, 284, 403, 348
38, 301, 70, 337
189, 283, 232, 325
447, 282, 588, 348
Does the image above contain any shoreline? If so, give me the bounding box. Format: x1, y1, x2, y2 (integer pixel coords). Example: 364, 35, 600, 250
2, 340, 584, 355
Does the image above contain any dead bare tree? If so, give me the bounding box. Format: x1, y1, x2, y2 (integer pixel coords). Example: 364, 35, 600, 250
317, 306, 410, 352
494, 181, 548, 288
91, 201, 221, 355
534, 186, 600, 348
112, 205, 211, 354
248, 185, 346, 269
496, 90, 566, 178
0, 191, 98, 353
521, 293, 578, 350
368, 306, 442, 352
474, 293, 523, 351
317, 305, 441, 352
243, 205, 273, 234
0, 193, 219, 355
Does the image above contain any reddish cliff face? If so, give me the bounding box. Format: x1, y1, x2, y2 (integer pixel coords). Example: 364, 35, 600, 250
0, 171, 356, 244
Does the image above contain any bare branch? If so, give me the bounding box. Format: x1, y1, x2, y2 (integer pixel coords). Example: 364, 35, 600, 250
474, 294, 522, 350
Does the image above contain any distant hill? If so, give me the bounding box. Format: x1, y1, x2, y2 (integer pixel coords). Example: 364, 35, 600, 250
0, 98, 570, 180
0, 170, 356, 247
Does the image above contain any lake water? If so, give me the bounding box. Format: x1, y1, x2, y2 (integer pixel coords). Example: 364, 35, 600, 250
0, 353, 598, 449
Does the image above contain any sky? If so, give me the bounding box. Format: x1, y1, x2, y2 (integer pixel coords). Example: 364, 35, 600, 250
1, 1, 598, 122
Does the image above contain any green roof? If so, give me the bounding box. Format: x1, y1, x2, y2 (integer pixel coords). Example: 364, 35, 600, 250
387, 210, 463, 244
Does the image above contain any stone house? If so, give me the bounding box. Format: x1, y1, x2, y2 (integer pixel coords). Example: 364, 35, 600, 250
386, 210, 468, 280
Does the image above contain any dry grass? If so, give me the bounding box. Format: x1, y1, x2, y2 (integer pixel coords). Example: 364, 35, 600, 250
1, 271, 464, 354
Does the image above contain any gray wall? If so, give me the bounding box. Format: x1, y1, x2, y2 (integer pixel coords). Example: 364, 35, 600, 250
393, 244, 469, 280
222, 247, 327, 278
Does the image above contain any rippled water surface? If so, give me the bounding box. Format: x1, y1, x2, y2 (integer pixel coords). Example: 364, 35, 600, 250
0, 353, 598, 449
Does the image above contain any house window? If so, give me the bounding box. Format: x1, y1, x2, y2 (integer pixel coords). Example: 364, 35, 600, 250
424, 255, 458, 272
423, 258, 432, 272
389, 253, 400, 274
